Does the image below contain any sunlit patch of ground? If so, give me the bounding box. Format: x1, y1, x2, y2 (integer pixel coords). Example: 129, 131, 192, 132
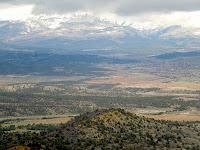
146, 108, 200, 121
8, 146, 31, 150
0, 75, 86, 85
86, 71, 200, 92
1, 115, 74, 128
43, 85, 65, 92
147, 114, 200, 121
128, 107, 174, 115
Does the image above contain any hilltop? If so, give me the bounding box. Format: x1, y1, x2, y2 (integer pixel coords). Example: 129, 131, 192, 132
1, 109, 200, 149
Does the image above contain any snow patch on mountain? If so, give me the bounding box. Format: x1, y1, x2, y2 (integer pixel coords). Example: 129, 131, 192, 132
0, 15, 199, 53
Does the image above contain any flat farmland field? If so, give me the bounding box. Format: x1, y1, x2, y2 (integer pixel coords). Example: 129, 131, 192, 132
147, 114, 200, 121
0, 115, 73, 133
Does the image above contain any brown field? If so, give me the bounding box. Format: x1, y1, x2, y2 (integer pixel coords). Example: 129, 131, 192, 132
1, 115, 74, 127
86, 71, 200, 91
147, 114, 200, 121
0, 75, 86, 85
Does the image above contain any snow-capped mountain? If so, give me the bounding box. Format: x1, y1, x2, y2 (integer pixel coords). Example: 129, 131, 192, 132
0, 15, 200, 54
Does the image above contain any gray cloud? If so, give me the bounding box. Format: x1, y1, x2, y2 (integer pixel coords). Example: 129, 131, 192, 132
1, 0, 200, 15
116, 0, 200, 15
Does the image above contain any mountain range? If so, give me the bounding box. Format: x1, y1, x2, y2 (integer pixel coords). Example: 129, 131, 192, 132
0, 15, 200, 55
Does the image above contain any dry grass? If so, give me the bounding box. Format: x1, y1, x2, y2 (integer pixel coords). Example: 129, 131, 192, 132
1, 115, 73, 127
8, 146, 31, 150
86, 71, 200, 91
147, 114, 200, 121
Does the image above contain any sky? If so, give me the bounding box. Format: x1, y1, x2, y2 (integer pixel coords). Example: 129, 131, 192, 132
0, 0, 200, 29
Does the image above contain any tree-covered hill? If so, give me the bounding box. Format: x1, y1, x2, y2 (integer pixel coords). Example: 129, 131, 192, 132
1, 109, 200, 150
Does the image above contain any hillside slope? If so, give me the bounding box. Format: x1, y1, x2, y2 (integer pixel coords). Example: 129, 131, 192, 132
1, 109, 200, 149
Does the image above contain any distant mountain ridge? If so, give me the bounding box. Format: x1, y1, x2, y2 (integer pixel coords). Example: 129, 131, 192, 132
0, 15, 200, 55
0, 50, 138, 75
154, 50, 200, 59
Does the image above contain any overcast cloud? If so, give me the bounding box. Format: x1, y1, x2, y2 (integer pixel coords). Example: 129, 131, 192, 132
0, 0, 200, 15
0, 0, 200, 29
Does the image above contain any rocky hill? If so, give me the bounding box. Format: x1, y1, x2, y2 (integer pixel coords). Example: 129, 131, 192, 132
1, 109, 200, 149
